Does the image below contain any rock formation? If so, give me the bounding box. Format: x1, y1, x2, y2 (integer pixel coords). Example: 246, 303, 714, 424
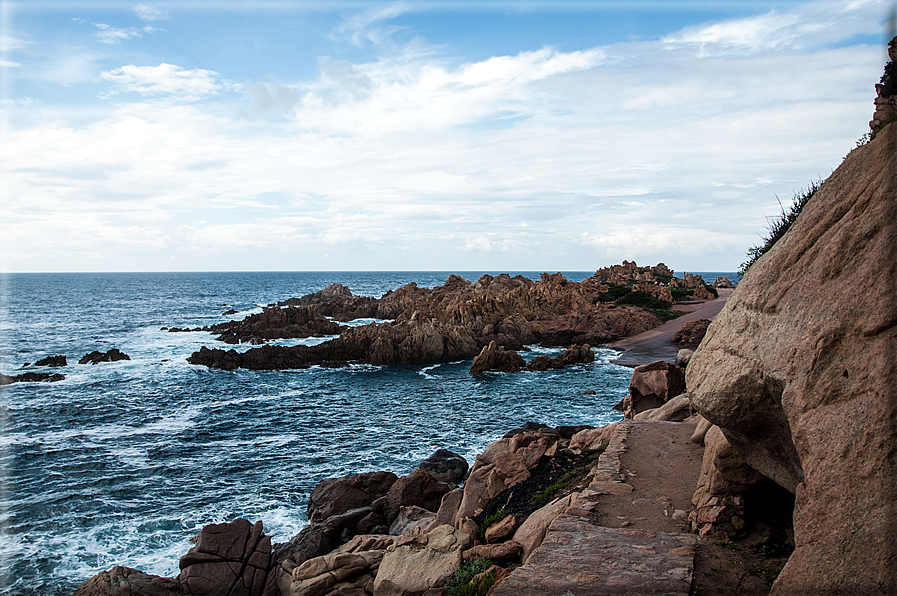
671, 319, 711, 346
79, 349, 130, 365
870, 36, 897, 133
614, 360, 686, 419
189, 270, 662, 371
0, 371, 65, 385
687, 106, 897, 592
34, 355, 67, 367
208, 305, 343, 345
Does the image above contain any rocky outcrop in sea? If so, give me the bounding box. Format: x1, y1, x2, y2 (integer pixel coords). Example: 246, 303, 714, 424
187, 267, 702, 371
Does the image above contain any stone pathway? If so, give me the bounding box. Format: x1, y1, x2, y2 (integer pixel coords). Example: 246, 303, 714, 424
492, 420, 703, 595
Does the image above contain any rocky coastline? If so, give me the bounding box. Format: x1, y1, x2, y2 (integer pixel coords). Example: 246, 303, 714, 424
73, 40, 896, 596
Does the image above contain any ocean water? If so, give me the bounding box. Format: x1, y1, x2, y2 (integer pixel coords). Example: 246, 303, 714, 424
0, 270, 735, 595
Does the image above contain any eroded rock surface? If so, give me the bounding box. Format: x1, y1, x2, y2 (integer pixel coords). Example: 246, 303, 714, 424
687, 117, 897, 593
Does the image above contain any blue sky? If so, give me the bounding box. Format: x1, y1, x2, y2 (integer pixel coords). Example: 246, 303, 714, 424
1, 0, 892, 273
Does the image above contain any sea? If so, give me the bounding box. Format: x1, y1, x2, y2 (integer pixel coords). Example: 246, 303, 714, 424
0, 270, 737, 595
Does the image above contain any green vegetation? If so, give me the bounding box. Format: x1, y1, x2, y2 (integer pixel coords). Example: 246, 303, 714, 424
596, 285, 682, 322
479, 508, 508, 539
534, 480, 566, 501
446, 559, 496, 596
880, 57, 897, 98
738, 181, 821, 277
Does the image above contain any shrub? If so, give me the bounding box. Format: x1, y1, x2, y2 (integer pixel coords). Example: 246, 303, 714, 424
880, 58, 897, 97
738, 181, 821, 277
446, 559, 496, 596
480, 508, 507, 539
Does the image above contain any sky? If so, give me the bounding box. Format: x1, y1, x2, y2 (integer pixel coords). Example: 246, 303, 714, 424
0, 0, 893, 273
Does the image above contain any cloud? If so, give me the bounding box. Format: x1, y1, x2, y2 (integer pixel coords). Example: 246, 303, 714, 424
0, 60, 22, 68
3, 1, 886, 272
331, 2, 414, 47
99, 63, 240, 101
662, 0, 882, 55
132, 4, 170, 22
0, 33, 26, 51
94, 23, 143, 44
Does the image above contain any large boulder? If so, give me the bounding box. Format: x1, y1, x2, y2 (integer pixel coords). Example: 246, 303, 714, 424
416, 449, 469, 485
372, 525, 473, 596
178, 519, 274, 595
454, 429, 561, 523
73, 567, 186, 596
75, 519, 276, 596
686, 119, 897, 593
614, 360, 686, 418
469, 341, 525, 374
671, 319, 710, 346
375, 469, 451, 526
307, 471, 398, 523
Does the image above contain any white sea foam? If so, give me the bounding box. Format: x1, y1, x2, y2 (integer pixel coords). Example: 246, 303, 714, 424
418, 364, 441, 379
343, 317, 392, 327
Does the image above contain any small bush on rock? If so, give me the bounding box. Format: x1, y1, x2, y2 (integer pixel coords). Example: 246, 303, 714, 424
739, 181, 821, 277
446, 559, 495, 596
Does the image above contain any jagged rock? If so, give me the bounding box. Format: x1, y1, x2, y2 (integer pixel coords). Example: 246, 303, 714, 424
281, 508, 373, 562
569, 422, 619, 452
689, 416, 712, 445
455, 430, 561, 524
307, 471, 398, 524
0, 371, 65, 385
372, 525, 472, 596
375, 469, 451, 527
712, 276, 735, 289
686, 119, 897, 594
416, 449, 469, 485
208, 304, 342, 344
76, 519, 276, 596
190, 268, 666, 371
549, 344, 594, 368
870, 37, 897, 133
614, 360, 686, 419
432, 488, 463, 529
73, 566, 187, 596
469, 341, 525, 374
34, 355, 66, 367
687, 426, 766, 537
79, 349, 130, 365
671, 319, 711, 346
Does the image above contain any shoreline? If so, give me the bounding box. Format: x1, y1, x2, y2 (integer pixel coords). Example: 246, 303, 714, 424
606, 287, 734, 367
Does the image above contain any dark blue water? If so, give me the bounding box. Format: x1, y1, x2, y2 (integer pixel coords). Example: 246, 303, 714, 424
0, 271, 735, 595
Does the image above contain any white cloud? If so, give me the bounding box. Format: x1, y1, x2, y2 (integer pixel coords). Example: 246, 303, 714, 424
2, 1, 887, 272
662, 0, 882, 55
99, 63, 240, 101
0, 60, 21, 68
94, 23, 142, 44
132, 4, 170, 22
331, 2, 414, 47
0, 33, 25, 52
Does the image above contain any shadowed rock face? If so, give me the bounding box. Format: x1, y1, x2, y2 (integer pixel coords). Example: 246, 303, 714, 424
687, 122, 897, 594
189, 272, 662, 371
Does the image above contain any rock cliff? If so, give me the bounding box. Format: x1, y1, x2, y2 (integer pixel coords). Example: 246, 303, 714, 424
686, 107, 897, 592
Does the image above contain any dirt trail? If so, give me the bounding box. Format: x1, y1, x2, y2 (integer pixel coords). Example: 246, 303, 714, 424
607, 288, 733, 367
